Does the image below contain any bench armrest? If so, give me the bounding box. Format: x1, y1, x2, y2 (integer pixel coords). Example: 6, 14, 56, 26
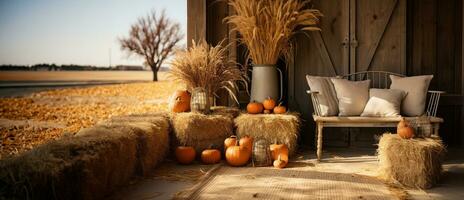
426, 90, 445, 117
306, 90, 323, 116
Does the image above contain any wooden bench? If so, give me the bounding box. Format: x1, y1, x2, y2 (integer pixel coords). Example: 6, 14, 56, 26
306, 71, 444, 161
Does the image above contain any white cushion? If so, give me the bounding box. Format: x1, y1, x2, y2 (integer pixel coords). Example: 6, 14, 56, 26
305, 75, 339, 116
389, 75, 433, 116
331, 79, 370, 116
361, 89, 406, 117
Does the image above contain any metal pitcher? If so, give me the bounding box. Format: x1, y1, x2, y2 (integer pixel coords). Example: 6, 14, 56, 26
250, 64, 283, 102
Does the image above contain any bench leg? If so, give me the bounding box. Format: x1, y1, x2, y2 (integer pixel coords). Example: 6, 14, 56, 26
316, 122, 323, 161
432, 123, 440, 136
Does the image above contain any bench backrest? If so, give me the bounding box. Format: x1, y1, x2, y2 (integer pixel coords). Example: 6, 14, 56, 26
340, 71, 405, 89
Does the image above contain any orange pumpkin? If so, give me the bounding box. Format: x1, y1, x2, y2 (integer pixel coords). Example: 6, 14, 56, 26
224, 135, 238, 152
273, 154, 287, 169
175, 146, 196, 164
225, 141, 250, 167
247, 101, 264, 114
201, 148, 221, 164
263, 97, 276, 110
169, 90, 191, 113
239, 136, 253, 152
270, 143, 289, 161
263, 109, 272, 114
397, 118, 415, 139
273, 103, 287, 114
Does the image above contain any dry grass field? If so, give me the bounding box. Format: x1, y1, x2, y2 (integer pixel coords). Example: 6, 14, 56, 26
0, 71, 164, 81
0, 71, 182, 158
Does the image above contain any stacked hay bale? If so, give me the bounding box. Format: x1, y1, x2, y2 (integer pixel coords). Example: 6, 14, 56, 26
170, 110, 235, 153
377, 133, 445, 189
234, 113, 300, 156
0, 113, 170, 200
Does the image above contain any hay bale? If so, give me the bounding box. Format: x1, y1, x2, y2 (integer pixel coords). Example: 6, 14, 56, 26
377, 133, 445, 189
234, 113, 300, 156
171, 112, 233, 153
210, 106, 241, 118
0, 114, 170, 200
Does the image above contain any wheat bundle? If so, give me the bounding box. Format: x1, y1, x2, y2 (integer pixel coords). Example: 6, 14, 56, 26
0, 114, 170, 200
170, 112, 234, 153
225, 0, 322, 66
234, 113, 300, 155
377, 133, 445, 189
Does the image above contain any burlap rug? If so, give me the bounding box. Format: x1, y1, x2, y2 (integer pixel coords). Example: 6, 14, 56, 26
175, 165, 396, 200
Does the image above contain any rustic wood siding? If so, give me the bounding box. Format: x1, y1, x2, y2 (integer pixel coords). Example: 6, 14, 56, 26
189, 0, 464, 147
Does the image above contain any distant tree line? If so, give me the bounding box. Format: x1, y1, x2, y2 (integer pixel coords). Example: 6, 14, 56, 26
0, 64, 149, 71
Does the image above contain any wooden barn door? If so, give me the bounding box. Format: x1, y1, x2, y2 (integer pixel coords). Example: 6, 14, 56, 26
289, 0, 406, 148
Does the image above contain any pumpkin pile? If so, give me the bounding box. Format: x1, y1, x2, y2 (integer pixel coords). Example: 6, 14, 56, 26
247, 97, 287, 114
224, 135, 253, 167
270, 143, 289, 169
397, 118, 415, 139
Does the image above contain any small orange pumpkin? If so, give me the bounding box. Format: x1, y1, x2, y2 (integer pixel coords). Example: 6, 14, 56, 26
273, 103, 287, 114
224, 135, 238, 152
175, 146, 196, 164
263, 97, 276, 110
225, 141, 250, 167
397, 118, 415, 139
263, 109, 272, 114
239, 136, 254, 153
169, 90, 191, 113
270, 143, 289, 161
273, 154, 287, 169
247, 101, 264, 114
201, 148, 221, 164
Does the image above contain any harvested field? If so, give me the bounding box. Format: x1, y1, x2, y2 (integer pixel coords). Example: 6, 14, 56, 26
0, 79, 182, 158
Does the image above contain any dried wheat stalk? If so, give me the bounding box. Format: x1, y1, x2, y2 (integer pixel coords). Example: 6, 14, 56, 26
169, 40, 246, 103
225, 0, 322, 65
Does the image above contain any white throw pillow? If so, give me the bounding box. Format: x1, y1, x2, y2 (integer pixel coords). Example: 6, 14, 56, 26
361, 89, 406, 117
389, 75, 433, 116
305, 75, 339, 116
331, 79, 371, 116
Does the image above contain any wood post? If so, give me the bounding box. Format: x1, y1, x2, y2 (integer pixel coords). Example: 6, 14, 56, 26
316, 122, 323, 161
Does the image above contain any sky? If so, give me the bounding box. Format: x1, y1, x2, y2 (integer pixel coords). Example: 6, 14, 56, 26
0, 0, 186, 66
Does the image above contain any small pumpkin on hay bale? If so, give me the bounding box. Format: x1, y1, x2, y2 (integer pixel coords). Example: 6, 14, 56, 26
170, 112, 234, 153
377, 133, 446, 189
234, 113, 300, 156
0, 114, 170, 200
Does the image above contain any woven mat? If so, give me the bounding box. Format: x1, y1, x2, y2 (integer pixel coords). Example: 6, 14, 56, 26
176, 166, 396, 200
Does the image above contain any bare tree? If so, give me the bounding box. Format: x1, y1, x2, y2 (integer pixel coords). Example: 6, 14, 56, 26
120, 10, 183, 81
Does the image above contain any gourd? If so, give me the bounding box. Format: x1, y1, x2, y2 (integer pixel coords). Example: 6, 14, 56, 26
169, 90, 191, 113
175, 146, 196, 164
273, 103, 287, 114
273, 154, 287, 169
225, 141, 250, 166
247, 101, 264, 114
239, 136, 253, 153
201, 148, 221, 164
270, 143, 289, 161
263, 97, 276, 110
224, 135, 238, 152
397, 118, 415, 139
263, 109, 272, 114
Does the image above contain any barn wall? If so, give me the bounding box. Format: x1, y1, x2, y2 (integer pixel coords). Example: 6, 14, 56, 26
189, 0, 464, 147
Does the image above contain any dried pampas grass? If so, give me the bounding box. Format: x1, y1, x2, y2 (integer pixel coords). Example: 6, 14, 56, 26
234, 113, 300, 155
225, 0, 322, 65
169, 40, 247, 104
377, 133, 445, 189
170, 112, 234, 153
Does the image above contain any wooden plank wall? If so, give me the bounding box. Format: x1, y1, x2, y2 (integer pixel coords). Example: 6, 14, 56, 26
407, 0, 463, 146
191, 0, 464, 147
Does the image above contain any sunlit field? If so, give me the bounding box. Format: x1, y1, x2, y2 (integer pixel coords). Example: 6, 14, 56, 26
0, 71, 181, 158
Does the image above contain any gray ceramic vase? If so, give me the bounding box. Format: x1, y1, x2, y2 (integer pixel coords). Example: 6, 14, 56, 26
250, 64, 283, 102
